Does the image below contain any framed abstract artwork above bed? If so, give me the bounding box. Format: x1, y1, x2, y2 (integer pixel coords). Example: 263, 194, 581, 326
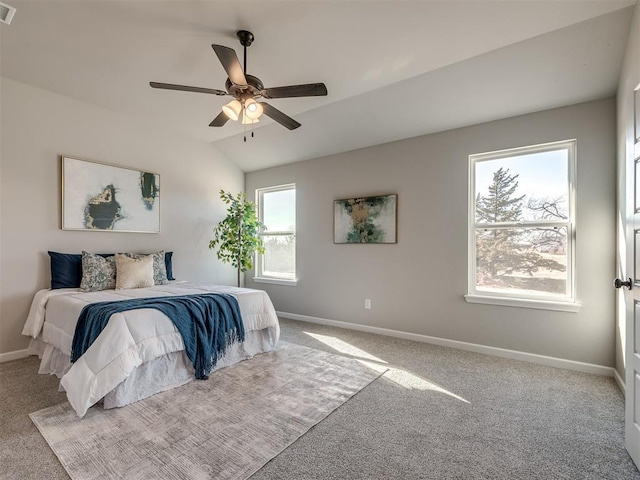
62, 156, 160, 233
334, 193, 397, 244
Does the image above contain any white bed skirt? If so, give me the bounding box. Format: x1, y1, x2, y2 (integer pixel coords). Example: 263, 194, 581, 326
28, 328, 277, 409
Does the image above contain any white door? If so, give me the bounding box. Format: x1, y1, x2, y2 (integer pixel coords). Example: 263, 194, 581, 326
620, 87, 640, 468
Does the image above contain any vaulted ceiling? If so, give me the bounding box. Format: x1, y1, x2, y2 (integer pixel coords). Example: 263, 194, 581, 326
1, 0, 636, 171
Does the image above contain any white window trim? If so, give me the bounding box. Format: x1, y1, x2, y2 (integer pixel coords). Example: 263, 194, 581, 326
255, 183, 297, 284
467, 139, 579, 311
464, 294, 581, 312
253, 276, 298, 287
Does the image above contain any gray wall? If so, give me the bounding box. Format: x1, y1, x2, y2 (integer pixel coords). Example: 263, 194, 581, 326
616, 5, 640, 381
246, 98, 617, 367
0, 78, 244, 355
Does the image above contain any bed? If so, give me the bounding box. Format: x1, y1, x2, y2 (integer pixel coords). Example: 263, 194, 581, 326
22, 281, 280, 417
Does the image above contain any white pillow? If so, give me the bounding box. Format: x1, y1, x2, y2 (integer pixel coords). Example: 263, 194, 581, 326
115, 253, 155, 290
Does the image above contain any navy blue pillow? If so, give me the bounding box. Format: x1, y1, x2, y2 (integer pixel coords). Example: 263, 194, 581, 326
165, 251, 175, 281
48, 251, 83, 289
49, 251, 175, 289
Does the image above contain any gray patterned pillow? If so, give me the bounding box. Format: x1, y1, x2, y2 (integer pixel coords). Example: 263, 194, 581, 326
123, 251, 168, 285
80, 251, 116, 291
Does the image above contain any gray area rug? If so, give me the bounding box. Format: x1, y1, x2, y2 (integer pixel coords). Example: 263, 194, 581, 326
30, 342, 383, 480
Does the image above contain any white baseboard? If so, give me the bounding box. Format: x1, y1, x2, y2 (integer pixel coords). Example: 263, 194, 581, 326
278, 311, 614, 377
614, 369, 626, 397
0, 348, 29, 363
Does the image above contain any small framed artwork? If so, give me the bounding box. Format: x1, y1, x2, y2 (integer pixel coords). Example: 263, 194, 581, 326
334, 194, 397, 244
62, 156, 160, 233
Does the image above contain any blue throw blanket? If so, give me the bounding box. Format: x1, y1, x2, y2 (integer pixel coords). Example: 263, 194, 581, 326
70, 293, 245, 380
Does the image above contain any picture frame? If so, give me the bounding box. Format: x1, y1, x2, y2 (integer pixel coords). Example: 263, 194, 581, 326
62, 156, 160, 233
334, 194, 397, 244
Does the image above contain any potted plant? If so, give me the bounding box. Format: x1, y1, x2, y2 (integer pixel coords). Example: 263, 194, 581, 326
209, 190, 265, 287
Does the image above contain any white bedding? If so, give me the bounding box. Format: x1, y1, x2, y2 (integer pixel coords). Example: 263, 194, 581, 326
23, 282, 280, 417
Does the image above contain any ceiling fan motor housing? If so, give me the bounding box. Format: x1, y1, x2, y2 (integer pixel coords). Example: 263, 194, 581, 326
225, 75, 264, 99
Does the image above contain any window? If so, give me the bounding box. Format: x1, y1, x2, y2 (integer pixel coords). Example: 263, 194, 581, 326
466, 140, 578, 311
255, 184, 296, 285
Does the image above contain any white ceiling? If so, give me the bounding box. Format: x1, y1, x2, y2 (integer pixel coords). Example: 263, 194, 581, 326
1, 0, 636, 171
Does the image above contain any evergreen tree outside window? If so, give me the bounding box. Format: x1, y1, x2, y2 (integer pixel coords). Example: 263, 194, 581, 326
467, 140, 577, 310
255, 184, 296, 285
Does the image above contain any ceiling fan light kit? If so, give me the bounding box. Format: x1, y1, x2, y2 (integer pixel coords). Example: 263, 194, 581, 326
150, 29, 327, 138
241, 111, 259, 125
222, 99, 242, 121
244, 98, 263, 120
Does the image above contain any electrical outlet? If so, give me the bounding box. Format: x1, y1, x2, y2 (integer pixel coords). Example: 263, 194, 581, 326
364, 299, 371, 309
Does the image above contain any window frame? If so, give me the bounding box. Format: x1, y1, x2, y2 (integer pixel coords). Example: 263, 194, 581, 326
254, 183, 297, 286
465, 139, 580, 312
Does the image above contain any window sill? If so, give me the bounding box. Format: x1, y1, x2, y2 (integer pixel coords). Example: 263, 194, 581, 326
253, 277, 298, 287
464, 294, 581, 312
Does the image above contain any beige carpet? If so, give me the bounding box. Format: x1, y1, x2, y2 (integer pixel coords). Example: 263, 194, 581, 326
30, 342, 383, 480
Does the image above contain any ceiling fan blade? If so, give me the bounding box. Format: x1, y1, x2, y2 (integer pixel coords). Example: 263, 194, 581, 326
261, 83, 327, 99
149, 82, 227, 95
209, 111, 230, 127
211, 44, 247, 86
260, 102, 301, 130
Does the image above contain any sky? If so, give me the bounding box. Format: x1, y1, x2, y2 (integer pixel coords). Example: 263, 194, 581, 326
474, 149, 569, 210
262, 188, 295, 232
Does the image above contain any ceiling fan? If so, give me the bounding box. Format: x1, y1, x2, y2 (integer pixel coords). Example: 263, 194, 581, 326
150, 30, 327, 135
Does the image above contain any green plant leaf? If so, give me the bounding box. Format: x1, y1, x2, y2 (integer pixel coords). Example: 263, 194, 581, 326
209, 190, 266, 285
